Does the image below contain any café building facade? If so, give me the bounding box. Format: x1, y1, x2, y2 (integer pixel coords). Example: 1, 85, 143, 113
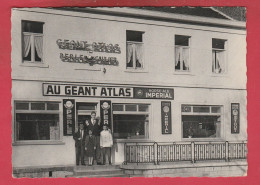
11, 7, 247, 177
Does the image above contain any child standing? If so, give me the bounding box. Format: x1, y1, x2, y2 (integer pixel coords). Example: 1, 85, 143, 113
85, 130, 96, 166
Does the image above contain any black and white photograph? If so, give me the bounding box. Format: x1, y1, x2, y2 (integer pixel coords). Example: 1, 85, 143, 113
11, 7, 247, 178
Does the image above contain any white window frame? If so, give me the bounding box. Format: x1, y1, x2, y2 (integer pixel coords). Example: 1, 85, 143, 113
22, 32, 44, 63
13, 101, 63, 145
112, 103, 150, 139
21, 21, 48, 68
181, 105, 224, 141
174, 35, 191, 73
126, 31, 146, 72
212, 39, 227, 74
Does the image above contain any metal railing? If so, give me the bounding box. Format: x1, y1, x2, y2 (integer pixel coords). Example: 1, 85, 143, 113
123, 141, 247, 165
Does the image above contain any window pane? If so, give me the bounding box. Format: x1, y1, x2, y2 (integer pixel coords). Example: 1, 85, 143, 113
125, 104, 137, 111
113, 114, 148, 139
182, 115, 221, 138
47, 103, 59, 110
212, 50, 225, 74
135, 43, 143, 68
212, 106, 221, 113
212, 38, 226, 49
31, 103, 45, 110
16, 102, 29, 110
126, 43, 134, 68
77, 104, 96, 110
16, 113, 59, 140
193, 106, 210, 113
22, 21, 43, 33
113, 104, 124, 111
126, 31, 143, 42
175, 47, 181, 70
23, 46, 31, 61
182, 48, 189, 70
175, 35, 189, 46
181, 105, 191, 112
138, 104, 149, 112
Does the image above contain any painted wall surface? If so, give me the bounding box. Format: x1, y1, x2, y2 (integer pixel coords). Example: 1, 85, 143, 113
11, 8, 247, 167
11, 8, 247, 89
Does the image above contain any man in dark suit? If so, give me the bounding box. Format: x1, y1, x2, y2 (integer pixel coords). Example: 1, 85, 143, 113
73, 122, 86, 166
85, 111, 102, 165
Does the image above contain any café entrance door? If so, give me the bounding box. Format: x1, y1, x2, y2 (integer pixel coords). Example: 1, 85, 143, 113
76, 102, 97, 130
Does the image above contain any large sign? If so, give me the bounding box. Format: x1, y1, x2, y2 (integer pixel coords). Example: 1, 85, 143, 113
63, 99, 75, 136
57, 39, 121, 66
231, 103, 240, 134
134, 87, 174, 100
161, 101, 172, 134
100, 100, 112, 129
43, 84, 133, 98
43, 83, 174, 100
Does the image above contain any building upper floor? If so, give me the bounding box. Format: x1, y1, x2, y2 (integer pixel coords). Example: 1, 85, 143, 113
11, 7, 247, 89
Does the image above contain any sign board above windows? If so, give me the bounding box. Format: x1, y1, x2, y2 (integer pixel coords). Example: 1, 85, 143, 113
43, 83, 174, 100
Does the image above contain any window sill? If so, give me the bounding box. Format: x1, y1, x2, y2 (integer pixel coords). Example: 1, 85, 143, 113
211, 73, 229, 77
125, 69, 148, 73
173, 71, 194, 76
12, 140, 65, 146
20, 62, 49, 68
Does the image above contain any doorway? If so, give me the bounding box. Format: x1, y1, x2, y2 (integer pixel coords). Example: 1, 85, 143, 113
76, 102, 97, 130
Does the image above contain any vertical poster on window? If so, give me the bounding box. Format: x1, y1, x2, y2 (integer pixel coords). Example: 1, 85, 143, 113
231, 103, 240, 134
100, 100, 112, 129
63, 99, 75, 136
161, 101, 172, 134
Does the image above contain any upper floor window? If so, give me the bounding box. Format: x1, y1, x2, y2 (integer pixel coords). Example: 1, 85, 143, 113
212, 38, 227, 74
175, 35, 190, 72
126, 31, 144, 70
22, 21, 44, 63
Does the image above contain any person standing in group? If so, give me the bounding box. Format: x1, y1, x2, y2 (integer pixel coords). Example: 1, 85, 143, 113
85, 129, 96, 166
100, 125, 113, 165
73, 122, 86, 166
85, 111, 102, 165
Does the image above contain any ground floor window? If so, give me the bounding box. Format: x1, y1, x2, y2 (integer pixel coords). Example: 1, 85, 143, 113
112, 104, 149, 139
182, 105, 222, 138
15, 101, 60, 141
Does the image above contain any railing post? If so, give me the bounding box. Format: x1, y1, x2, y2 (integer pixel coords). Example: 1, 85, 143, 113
154, 142, 158, 165
191, 142, 195, 163
124, 142, 127, 165
136, 143, 138, 165
225, 141, 229, 162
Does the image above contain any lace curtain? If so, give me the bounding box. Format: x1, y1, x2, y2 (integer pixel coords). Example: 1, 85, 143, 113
34, 36, 43, 59
212, 51, 225, 73
127, 43, 143, 68
23, 34, 31, 58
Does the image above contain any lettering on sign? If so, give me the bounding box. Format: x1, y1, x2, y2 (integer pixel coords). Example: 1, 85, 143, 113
100, 100, 112, 128
56, 39, 121, 66
43, 83, 174, 100
231, 103, 240, 134
56, 39, 121, 54
161, 101, 172, 134
134, 87, 174, 100
43, 83, 133, 98
63, 99, 75, 136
